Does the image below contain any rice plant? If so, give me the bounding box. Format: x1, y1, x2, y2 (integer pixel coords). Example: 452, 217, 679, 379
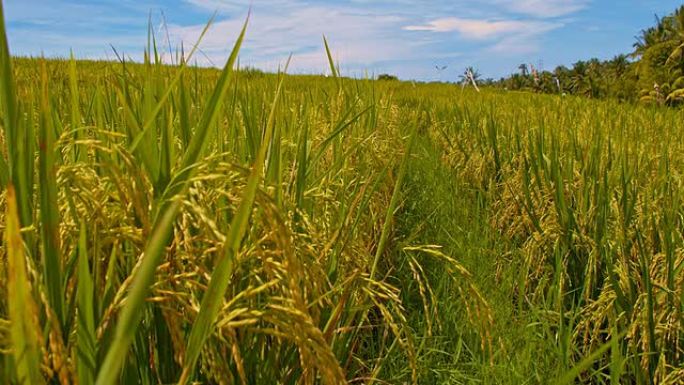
0, 2, 489, 384
2, 0, 684, 384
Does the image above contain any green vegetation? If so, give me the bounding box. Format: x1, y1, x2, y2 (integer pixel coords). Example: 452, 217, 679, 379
2, 2, 684, 384
496, 5, 684, 106
377, 74, 399, 81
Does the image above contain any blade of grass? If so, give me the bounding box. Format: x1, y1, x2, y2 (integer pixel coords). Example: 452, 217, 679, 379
556, 332, 626, 385
39, 59, 65, 328
0, 1, 31, 230
323, 35, 340, 85
0, 152, 7, 187
370, 123, 418, 279
77, 223, 97, 385
94, 200, 181, 385
6, 185, 44, 385
69, 50, 83, 162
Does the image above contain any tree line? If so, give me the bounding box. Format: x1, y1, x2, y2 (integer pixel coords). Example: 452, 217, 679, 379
493, 5, 684, 106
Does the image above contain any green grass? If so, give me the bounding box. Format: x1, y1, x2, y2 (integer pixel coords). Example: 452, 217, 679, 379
1, 3, 684, 384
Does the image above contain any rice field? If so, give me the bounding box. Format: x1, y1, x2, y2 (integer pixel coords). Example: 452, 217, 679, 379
1, 3, 684, 385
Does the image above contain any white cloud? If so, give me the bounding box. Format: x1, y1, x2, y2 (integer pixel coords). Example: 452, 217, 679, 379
403, 17, 561, 55
168, 4, 433, 75
488, 35, 544, 55
185, 0, 299, 13
5, 0, 595, 80
494, 0, 590, 18
404, 18, 557, 39
173, 0, 578, 77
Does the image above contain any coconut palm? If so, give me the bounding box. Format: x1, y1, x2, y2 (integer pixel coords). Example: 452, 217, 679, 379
608, 54, 630, 77
633, 15, 668, 58
458, 66, 481, 90
662, 6, 684, 63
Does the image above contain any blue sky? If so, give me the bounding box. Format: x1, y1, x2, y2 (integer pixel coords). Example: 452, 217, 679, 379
5, 0, 684, 81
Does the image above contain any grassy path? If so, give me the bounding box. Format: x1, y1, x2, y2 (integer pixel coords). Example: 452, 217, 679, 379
385, 135, 563, 384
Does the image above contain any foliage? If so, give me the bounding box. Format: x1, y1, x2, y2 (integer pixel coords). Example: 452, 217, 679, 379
495, 5, 684, 106
377, 73, 398, 81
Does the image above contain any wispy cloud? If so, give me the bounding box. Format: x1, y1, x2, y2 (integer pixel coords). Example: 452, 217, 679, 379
9, 0, 651, 81
176, 0, 578, 76
403, 17, 561, 56
494, 0, 590, 18
169, 2, 431, 75
185, 0, 298, 12
404, 18, 558, 39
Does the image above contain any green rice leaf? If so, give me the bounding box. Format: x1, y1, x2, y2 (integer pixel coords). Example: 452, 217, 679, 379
6, 185, 44, 385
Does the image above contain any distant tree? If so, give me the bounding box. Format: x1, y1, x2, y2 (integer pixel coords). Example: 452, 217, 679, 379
490, 5, 684, 105
505, 74, 525, 90
377, 73, 399, 81
606, 55, 637, 100
459, 67, 481, 91
609, 54, 630, 77
664, 7, 684, 103
633, 14, 668, 59
554, 65, 571, 93
536, 71, 556, 94
481, 78, 495, 86
458, 67, 481, 82
241, 66, 266, 79
631, 6, 684, 104
666, 8, 684, 63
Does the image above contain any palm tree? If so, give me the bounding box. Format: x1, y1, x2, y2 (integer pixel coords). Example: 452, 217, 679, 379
467, 66, 481, 82
666, 6, 684, 65
553, 65, 571, 92
633, 14, 668, 58
664, 9, 684, 104
459, 67, 481, 91
632, 6, 684, 104
609, 54, 630, 78
570, 60, 601, 97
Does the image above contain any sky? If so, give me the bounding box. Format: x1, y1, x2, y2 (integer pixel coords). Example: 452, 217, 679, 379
4, 0, 684, 81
